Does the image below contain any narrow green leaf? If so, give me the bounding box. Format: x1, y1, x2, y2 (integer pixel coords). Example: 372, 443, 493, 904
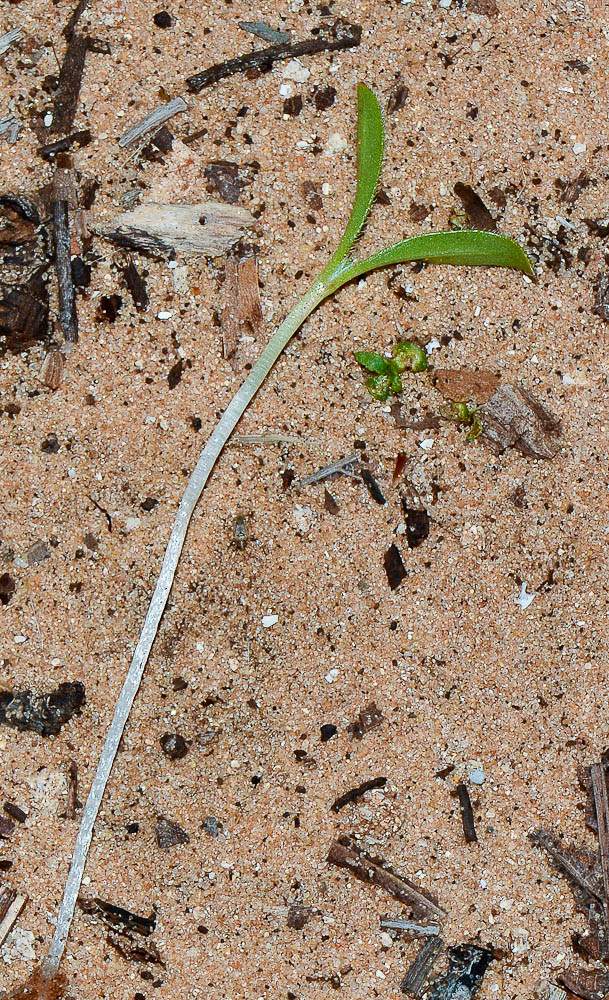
333, 230, 534, 289
322, 84, 384, 277
354, 350, 388, 374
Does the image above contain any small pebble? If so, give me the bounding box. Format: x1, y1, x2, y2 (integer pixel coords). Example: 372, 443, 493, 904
13, 635, 26, 644
572, 142, 586, 154
469, 768, 486, 785
380, 932, 393, 948
262, 614, 278, 628
153, 10, 172, 27
157, 311, 172, 320
282, 59, 310, 83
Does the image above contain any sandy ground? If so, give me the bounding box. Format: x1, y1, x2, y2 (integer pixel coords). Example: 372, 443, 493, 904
1, 0, 609, 997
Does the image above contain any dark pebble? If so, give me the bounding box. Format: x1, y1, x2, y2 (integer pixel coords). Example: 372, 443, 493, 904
153, 10, 172, 27
320, 724, 337, 742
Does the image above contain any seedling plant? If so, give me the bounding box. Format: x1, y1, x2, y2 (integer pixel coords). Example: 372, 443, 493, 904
38, 84, 533, 983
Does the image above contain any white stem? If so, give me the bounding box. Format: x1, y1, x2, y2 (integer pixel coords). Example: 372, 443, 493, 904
41, 277, 327, 979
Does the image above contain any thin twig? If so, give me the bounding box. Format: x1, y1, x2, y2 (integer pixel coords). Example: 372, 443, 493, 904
299, 453, 359, 487
186, 20, 361, 92
53, 200, 77, 343
591, 763, 609, 937
118, 97, 187, 149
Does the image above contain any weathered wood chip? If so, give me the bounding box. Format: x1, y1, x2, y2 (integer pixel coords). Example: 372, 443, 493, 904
0, 887, 26, 946
221, 255, 263, 363
401, 935, 444, 997
479, 384, 561, 458
559, 969, 609, 1000
347, 701, 384, 738
40, 350, 65, 390
432, 368, 500, 404
99, 202, 253, 258
593, 274, 609, 323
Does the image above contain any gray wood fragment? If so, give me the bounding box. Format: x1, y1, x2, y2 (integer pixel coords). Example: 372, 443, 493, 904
99, 201, 254, 258
381, 918, 441, 937
0, 27, 23, 57
0, 115, 20, 143
118, 97, 188, 149
401, 936, 444, 997
479, 384, 561, 458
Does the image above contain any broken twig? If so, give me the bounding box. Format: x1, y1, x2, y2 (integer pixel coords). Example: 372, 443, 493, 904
455, 784, 478, 843
118, 97, 187, 149
331, 776, 387, 813
401, 936, 444, 997
187, 19, 361, 92
327, 837, 446, 920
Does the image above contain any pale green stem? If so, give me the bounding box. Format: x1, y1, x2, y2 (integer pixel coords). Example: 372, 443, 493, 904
41, 275, 330, 979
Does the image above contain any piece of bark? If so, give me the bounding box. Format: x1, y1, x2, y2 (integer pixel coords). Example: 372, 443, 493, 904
221, 255, 263, 364
428, 944, 493, 1000
347, 701, 384, 739
99, 201, 253, 258
0, 816, 15, 838
4, 803, 27, 823
53, 200, 77, 342
121, 258, 148, 310
593, 274, 609, 323
558, 969, 609, 1000
401, 936, 444, 997
453, 183, 497, 231
40, 350, 65, 389
432, 368, 500, 404
52, 33, 89, 134
155, 816, 189, 848
0, 681, 85, 737
404, 507, 430, 549
323, 488, 339, 514
479, 384, 561, 458
287, 903, 312, 929
118, 97, 187, 149
327, 837, 446, 920
455, 784, 478, 843
0, 265, 50, 353
38, 129, 93, 160
186, 19, 361, 92
331, 776, 387, 813
384, 544, 407, 590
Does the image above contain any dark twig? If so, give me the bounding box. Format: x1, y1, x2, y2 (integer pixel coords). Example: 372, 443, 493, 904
38, 129, 93, 160
455, 784, 478, 843
331, 776, 387, 813
53, 200, 77, 342
529, 829, 604, 901
327, 837, 446, 921
186, 20, 361, 93
401, 936, 444, 997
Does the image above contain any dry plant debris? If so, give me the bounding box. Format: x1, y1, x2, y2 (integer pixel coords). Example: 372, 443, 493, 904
479, 384, 561, 458
0, 682, 85, 737
99, 201, 254, 257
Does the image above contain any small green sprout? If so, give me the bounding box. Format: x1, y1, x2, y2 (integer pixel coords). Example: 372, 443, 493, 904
355, 340, 428, 401
440, 400, 483, 441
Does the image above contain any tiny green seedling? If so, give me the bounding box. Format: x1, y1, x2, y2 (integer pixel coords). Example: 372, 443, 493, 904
440, 400, 483, 441
39, 84, 533, 984
355, 340, 428, 400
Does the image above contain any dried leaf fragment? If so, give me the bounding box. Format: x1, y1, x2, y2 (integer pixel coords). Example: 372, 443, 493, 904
479, 384, 561, 458
453, 183, 497, 231
558, 969, 609, 1000
40, 350, 64, 390
155, 816, 190, 848
99, 202, 254, 258
432, 368, 500, 404
221, 255, 263, 363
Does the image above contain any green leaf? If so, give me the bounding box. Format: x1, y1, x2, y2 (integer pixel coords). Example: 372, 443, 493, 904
354, 350, 388, 374
365, 374, 391, 400
331, 230, 534, 290
392, 340, 428, 373
322, 84, 384, 278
